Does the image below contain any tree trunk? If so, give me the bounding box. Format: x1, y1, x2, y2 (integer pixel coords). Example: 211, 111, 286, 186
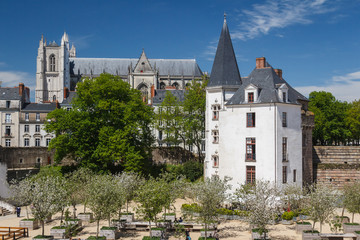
119, 210, 121, 220
96, 220, 99, 238
84, 204, 86, 213
126, 201, 129, 213
73, 204, 77, 219
205, 222, 207, 240
312, 221, 316, 231
25, 206, 29, 219
41, 220, 45, 236
60, 209, 64, 225
352, 213, 355, 223
149, 220, 152, 237
320, 222, 322, 232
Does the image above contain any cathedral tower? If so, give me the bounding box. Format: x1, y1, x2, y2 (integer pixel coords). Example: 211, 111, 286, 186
35, 32, 72, 103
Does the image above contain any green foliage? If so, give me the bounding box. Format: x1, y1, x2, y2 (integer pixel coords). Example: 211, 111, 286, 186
344, 222, 360, 225
45, 73, 154, 173
181, 203, 202, 213
198, 238, 216, 240
281, 211, 294, 220
87, 236, 106, 240
309, 91, 351, 145
296, 222, 311, 225
217, 208, 234, 215
343, 182, 360, 222
303, 230, 320, 233
142, 237, 160, 240
166, 161, 203, 182
346, 100, 360, 142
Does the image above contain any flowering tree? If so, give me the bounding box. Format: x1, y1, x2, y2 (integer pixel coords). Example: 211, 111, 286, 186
86, 174, 117, 237
121, 172, 143, 213
113, 174, 126, 219
191, 176, 231, 240
235, 180, 281, 239
280, 183, 304, 212
305, 183, 338, 232
10, 177, 33, 219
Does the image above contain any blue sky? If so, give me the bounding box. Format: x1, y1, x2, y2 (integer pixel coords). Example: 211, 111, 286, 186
0, 0, 360, 102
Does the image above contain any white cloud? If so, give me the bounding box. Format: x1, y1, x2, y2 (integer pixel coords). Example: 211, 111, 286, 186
232, 0, 335, 40
0, 71, 36, 99
295, 71, 360, 102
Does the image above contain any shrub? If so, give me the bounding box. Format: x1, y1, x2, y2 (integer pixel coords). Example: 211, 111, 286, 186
296, 221, 311, 225
252, 228, 268, 233
198, 238, 216, 240
100, 226, 117, 230
181, 203, 202, 213
217, 208, 233, 215
234, 210, 250, 217
33, 236, 53, 239
87, 237, 106, 240
142, 237, 161, 240
282, 211, 295, 220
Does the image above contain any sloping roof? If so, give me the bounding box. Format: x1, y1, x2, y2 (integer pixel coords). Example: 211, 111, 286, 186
226, 67, 308, 105
70, 58, 203, 77
152, 89, 186, 106
208, 18, 242, 87
22, 103, 57, 112
0, 88, 22, 100
61, 91, 77, 105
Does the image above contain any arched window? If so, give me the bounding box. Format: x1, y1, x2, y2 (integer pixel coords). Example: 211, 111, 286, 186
172, 82, 180, 89
137, 84, 148, 103
53, 95, 56, 101
160, 82, 166, 89
49, 54, 56, 72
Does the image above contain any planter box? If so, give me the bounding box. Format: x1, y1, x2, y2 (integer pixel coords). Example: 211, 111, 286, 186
78, 213, 94, 222
281, 220, 293, 225
20, 219, 39, 230
158, 221, 171, 228
295, 223, 312, 234
200, 230, 215, 238
50, 228, 66, 238
343, 223, 360, 233
111, 219, 126, 229
65, 219, 82, 227
334, 216, 350, 223
251, 231, 267, 240
32, 236, 54, 240
99, 229, 119, 240
120, 213, 134, 222
302, 231, 320, 240
355, 231, 360, 240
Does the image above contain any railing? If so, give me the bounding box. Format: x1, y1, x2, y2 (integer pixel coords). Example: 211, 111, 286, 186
0, 227, 28, 240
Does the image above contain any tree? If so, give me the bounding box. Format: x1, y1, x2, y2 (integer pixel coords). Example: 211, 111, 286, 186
182, 76, 208, 160
304, 183, 338, 232
235, 180, 281, 239
280, 183, 304, 212
346, 100, 360, 145
343, 182, 360, 222
113, 173, 127, 219
136, 177, 168, 237
86, 174, 117, 237
309, 91, 350, 145
191, 176, 230, 240
9, 177, 33, 219
120, 172, 143, 213
45, 73, 154, 173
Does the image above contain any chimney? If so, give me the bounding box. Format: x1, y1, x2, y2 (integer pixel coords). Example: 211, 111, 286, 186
256, 57, 266, 69
151, 85, 155, 98
25, 87, 30, 99
274, 69, 283, 79
64, 87, 68, 99
19, 83, 25, 96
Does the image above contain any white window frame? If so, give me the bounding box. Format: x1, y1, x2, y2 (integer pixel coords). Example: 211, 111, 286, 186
35, 138, 40, 147
24, 138, 29, 147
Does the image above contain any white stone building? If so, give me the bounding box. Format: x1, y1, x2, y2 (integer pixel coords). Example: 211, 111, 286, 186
205, 17, 310, 188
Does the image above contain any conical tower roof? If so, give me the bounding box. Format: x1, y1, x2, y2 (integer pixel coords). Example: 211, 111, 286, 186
208, 16, 242, 87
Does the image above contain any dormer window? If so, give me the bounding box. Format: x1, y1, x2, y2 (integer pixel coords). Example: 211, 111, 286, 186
248, 92, 254, 103
278, 83, 288, 103
212, 104, 220, 120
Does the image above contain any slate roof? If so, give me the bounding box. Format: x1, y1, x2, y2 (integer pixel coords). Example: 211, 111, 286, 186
226, 67, 308, 105
152, 90, 186, 106
208, 18, 242, 87
70, 58, 203, 77
0, 88, 22, 100
61, 91, 77, 105
21, 103, 57, 112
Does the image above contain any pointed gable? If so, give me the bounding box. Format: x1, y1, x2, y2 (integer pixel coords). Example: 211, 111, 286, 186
208, 16, 242, 87
134, 49, 154, 73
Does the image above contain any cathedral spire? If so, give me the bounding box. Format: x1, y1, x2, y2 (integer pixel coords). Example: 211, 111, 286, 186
208, 16, 242, 87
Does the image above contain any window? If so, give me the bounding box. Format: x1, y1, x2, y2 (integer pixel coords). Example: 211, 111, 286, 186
25, 113, 29, 121
53, 95, 56, 101
282, 137, 288, 162
19, 159, 23, 164
35, 138, 41, 147
212, 155, 219, 167
5, 139, 10, 147
5, 126, 11, 136
159, 131, 162, 140
201, 140, 205, 151
35, 125, 40, 132
246, 138, 256, 161
212, 130, 219, 144
282, 112, 287, 127
46, 138, 51, 147
189, 144, 193, 152
24, 138, 29, 147
5, 114, 11, 123
246, 166, 256, 184
49, 55, 56, 72
248, 92, 254, 103
282, 166, 287, 183
293, 169, 296, 182
36, 113, 40, 121
37, 158, 41, 163
283, 92, 287, 102
247, 113, 255, 127
24, 125, 29, 132
212, 104, 220, 120
6, 101, 10, 108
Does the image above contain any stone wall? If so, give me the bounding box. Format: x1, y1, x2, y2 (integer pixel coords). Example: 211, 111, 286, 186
152, 147, 196, 164
302, 110, 315, 185
0, 147, 54, 169
313, 146, 360, 189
